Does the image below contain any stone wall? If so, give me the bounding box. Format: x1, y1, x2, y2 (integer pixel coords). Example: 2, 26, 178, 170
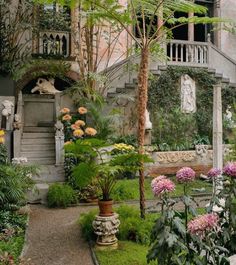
218, 0, 236, 61
147, 145, 230, 176
0, 77, 15, 96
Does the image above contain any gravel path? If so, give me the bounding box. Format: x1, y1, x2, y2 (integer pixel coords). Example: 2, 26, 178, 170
22, 205, 94, 265
21, 196, 211, 265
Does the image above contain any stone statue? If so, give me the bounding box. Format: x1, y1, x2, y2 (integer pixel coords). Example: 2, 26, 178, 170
145, 109, 152, 130
31, 78, 61, 95
13, 114, 22, 130
181, 74, 196, 113
2, 100, 14, 120
55, 120, 64, 137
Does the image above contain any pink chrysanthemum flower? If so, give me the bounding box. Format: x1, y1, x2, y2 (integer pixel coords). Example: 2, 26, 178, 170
187, 213, 219, 238
176, 167, 196, 183
152, 178, 175, 196
207, 168, 221, 179
223, 162, 236, 178
151, 175, 167, 188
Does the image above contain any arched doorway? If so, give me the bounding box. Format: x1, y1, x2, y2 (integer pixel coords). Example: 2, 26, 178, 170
14, 69, 78, 166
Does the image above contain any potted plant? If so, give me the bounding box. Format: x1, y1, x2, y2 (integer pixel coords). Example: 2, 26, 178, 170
65, 138, 153, 216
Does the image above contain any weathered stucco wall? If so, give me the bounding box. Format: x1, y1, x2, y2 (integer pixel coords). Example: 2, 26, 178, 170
218, 0, 236, 61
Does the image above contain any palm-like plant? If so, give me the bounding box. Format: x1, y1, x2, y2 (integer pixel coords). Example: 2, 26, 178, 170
82, 0, 224, 218
65, 138, 152, 201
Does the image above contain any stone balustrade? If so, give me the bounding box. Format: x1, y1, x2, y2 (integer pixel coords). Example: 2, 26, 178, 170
39, 30, 70, 57
168, 39, 209, 67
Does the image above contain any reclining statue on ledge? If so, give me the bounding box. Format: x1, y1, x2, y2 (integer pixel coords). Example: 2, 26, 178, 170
31, 78, 61, 95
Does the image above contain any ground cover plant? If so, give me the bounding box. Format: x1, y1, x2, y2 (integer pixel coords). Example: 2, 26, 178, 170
95, 241, 156, 265
0, 131, 33, 264
112, 177, 212, 202
79, 204, 207, 265
0, 210, 27, 264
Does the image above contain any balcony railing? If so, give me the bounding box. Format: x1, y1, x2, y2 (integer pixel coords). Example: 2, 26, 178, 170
38, 30, 70, 57
167, 40, 209, 67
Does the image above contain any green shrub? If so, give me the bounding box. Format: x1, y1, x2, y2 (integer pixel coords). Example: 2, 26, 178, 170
0, 164, 35, 210
79, 205, 156, 245
111, 183, 136, 201
47, 183, 77, 208
116, 205, 155, 245
79, 210, 98, 241
0, 144, 8, 165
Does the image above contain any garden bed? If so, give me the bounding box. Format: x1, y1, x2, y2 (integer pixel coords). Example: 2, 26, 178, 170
80, 205, 207, 265
0, 210, 28, 264
94, 241, 155, 265
111, 177, 212, 202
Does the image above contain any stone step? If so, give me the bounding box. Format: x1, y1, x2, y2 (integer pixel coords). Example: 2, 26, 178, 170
21, 144, 55, 152
207, 68, 216, 74
32, 165, 65, 183
150, 69, 161, 75
22, 132, 55, 139
107, 92, 118, 98
24, 127, 55, 133
215, 73, 223, 79
116, 87, 136, 93
222, 77, 230, 84
21, 138, 55, 145
158, 65, 168, 71
125, 83, 137, 89
26, 158, 56, 165
20, 151, 55, 159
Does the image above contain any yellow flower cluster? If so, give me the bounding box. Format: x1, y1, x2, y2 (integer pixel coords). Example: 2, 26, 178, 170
113, 143, 135, 151
0, 130, 5, 144
73, 129, 84, 137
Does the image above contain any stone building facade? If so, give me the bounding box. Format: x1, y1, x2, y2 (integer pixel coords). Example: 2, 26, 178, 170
1, 0, 236, 199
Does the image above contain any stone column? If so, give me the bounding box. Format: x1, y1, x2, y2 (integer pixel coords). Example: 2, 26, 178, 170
213, 84, 223, 170
188, 12, 194, 42
54, 93, 64, 166
70, 5, 79, 58
55, 120, 65, 166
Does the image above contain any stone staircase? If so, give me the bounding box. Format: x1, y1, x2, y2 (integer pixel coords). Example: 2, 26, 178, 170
19, 126, 65, 204
107, 66, 236, 104
21, 127, 56, 165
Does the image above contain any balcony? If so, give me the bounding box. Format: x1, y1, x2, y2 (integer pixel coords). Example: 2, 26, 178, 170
167, 40, 209, 67
36, 30, 70, 58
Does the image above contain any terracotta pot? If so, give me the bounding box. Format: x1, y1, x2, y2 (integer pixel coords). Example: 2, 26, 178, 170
98, 200, 113, 217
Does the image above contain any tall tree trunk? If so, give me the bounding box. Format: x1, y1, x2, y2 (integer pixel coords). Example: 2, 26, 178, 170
137, 46, 149, 219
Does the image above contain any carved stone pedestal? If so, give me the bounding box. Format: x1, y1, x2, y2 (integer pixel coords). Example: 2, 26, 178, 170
92, 213, 120, 246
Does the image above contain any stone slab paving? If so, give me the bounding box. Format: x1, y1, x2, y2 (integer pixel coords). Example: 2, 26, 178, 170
22, 205, 94, 265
